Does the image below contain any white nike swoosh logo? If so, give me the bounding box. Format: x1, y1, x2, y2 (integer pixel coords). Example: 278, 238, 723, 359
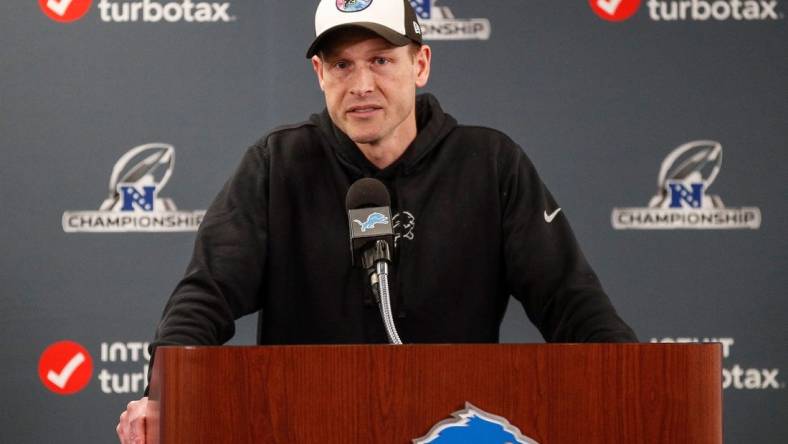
544, 208, 562, 223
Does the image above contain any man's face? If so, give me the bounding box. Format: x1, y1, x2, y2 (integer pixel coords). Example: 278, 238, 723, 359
312, 30, 431, 148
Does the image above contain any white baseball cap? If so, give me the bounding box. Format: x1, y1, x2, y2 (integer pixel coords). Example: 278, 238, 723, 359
307, 0, 423, 58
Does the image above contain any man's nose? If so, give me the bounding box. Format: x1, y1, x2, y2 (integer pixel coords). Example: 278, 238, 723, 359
349, 66, 375, 96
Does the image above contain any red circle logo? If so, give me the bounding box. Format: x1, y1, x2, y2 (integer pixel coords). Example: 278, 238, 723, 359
38, 340, 93, 395
588, 0, 642, 22
38, 0, 93, 23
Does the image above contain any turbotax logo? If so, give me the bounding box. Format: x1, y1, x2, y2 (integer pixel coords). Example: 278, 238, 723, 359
643, 0, 782, 20
589, 0, 783, 21
409, 0, 491, 40
414, 403, 539, 443
40, 340, 155, 396
62, 143, 206, 232
40, 0, 236, 23
611, 140, 761, 230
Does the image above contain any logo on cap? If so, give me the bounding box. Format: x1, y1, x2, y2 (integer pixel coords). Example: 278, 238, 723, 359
336, 0, 373, 12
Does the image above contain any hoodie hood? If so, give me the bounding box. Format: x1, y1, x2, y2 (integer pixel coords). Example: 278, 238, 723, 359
310, 93, 457, 180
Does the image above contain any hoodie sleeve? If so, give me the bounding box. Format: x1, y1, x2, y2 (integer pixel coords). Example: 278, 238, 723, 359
500, 143, 637, 343
145, 143, 269, 390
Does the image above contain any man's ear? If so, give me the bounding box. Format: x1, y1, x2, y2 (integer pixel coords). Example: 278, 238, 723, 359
414, 44, 431, 88
312, 55, 326, 91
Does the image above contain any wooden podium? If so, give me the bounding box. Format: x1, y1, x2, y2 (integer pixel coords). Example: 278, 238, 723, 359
146, 344, 721, 443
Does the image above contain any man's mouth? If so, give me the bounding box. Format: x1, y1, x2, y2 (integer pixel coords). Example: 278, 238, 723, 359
347, 105, 382, 116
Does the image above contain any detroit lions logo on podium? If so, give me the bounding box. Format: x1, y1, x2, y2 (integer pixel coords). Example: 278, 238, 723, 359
353, 211, 389, 233
414, 402, 539, 444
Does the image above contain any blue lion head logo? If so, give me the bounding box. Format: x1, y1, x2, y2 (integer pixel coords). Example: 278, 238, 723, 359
353, 211, 389, 233
413, 403, 539, 444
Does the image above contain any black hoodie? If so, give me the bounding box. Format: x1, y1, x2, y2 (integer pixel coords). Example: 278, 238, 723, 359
151, 94, 636, 359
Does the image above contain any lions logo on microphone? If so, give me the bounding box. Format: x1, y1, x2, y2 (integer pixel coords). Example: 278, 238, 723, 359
62, 143, 206, 233
612, 140, 761, 230
354, 212, 389, 233
414, 403, 539, 444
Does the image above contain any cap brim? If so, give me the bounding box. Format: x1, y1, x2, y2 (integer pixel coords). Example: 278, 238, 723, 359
306, 23, 413, 58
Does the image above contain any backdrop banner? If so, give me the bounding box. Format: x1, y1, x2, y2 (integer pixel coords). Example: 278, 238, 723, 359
1, 1, 785, 442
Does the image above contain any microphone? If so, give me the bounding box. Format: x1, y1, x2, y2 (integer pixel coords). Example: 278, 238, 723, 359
345, 178, 402, 344
345, 178, 394, 268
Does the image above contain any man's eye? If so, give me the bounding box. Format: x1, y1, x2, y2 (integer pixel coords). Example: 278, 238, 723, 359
334, 61, 349, 69
374, 58, 389, 65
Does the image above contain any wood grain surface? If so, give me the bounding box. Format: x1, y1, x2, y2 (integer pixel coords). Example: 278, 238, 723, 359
147, 344, 722, 443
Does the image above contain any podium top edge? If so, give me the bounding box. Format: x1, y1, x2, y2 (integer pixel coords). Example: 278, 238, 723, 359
161, 343, 723, 351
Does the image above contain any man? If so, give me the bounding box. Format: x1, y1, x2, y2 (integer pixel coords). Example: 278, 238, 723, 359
117, 0, 637, 442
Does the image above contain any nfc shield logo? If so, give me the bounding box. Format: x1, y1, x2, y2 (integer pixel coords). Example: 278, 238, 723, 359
120, 185, 156, 212
414, 403, 539, 444
668, 181, 703, 208
39, 0, 93, 22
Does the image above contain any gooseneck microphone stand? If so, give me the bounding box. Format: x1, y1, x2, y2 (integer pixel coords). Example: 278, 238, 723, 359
363, 240, 402, 344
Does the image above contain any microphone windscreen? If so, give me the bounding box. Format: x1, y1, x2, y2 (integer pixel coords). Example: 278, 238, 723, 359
345, 178, 391, 209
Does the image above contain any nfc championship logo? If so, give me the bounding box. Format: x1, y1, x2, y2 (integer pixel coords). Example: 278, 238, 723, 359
413, 402, 539, 443
409, 0, 491, 40
612, 140, 761, 230
62, 143, 205, 233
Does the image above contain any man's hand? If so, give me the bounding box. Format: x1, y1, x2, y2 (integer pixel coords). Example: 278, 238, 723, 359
116, 397, 148, 444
